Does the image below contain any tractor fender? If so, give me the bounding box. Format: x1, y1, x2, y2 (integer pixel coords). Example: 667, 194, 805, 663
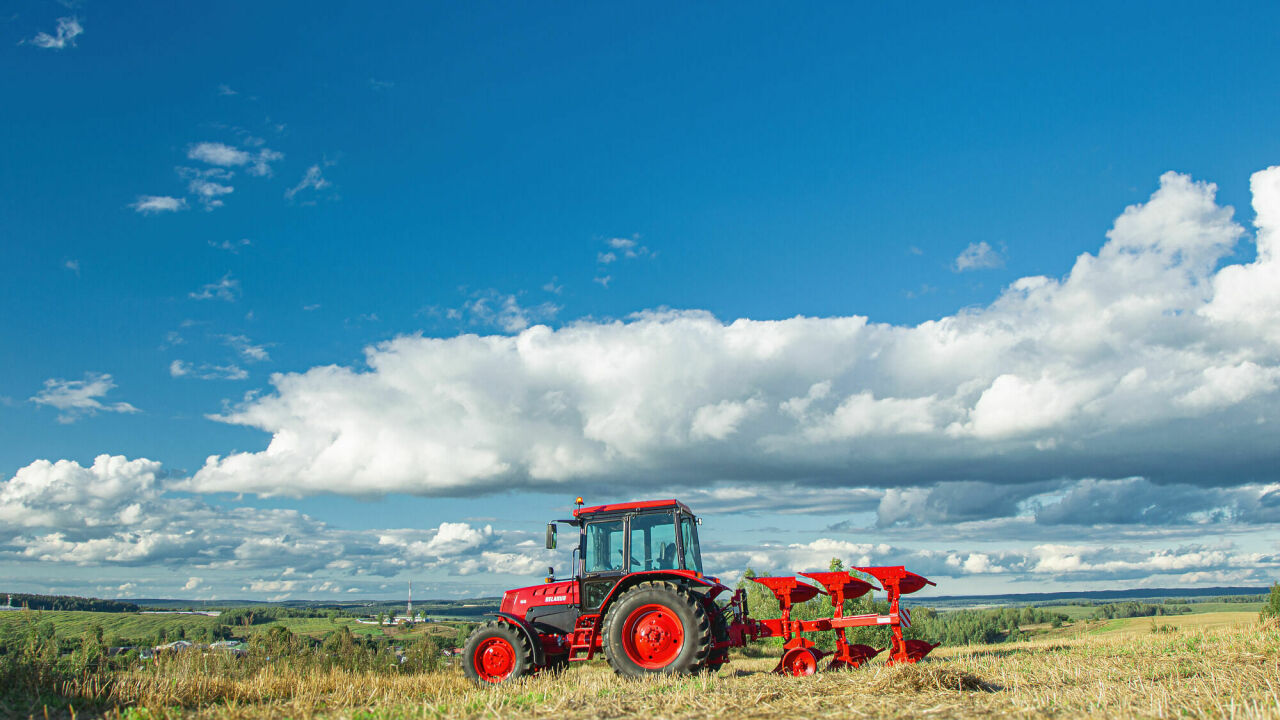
485, 612, 546, 666
597, 571, 726, 618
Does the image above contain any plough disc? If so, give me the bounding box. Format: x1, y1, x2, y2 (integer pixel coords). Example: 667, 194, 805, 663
827, 644, 881, 671
798, 571, 877, 601
887, 639, 938, 665
751, 575, 823, 605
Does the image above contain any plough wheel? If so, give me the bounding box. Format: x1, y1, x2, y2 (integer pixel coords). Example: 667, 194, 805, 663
602, 580, 712, 677
780, 647, 819, 676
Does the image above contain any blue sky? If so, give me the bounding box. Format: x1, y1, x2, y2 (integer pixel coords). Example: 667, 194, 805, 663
3, 2, 1279, 601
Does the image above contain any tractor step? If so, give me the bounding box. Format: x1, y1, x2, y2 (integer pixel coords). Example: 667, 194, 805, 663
568, 613, 600, 661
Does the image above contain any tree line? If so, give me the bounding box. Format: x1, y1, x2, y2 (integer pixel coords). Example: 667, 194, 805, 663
1, 593, 140, 613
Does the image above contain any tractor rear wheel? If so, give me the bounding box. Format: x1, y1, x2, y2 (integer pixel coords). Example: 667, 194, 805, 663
602, 581, 711, 678
462, 621, 532, 684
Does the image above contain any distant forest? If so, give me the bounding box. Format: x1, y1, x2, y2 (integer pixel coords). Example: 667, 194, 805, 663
1, 594, 139, 613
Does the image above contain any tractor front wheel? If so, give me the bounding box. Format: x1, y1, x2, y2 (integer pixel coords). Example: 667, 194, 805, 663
602, 581, 712, 678
462, 621, 532, 684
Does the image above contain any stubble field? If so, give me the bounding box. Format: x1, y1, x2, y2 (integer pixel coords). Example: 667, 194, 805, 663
13, 612, 1278, 720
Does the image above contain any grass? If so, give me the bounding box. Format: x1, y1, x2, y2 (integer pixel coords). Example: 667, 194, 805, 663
7, 617, 1279, 719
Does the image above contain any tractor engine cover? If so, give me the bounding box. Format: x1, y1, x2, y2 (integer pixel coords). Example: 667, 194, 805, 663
499, 580, 578, 621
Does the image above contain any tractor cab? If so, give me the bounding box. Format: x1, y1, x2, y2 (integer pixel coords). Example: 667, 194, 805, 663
554, 499, 703, 611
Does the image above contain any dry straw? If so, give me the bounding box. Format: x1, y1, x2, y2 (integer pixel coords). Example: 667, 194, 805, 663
25, 620, 1280, 719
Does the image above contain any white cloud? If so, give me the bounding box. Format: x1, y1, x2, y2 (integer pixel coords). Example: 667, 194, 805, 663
0, 455, 159, 529
29, 17, 82, 49
64, 260, 79, 275
221, 334, 270, 362
130, 196, 187, 214
1, 454, 557, 595
187, 143, 282, 177
210, 238, 252, 253
188, 143, 251, 167
462, 292, 560, 333
706, 536, 1277, 586
953, 241, 1003, 271
607, 236, 651, 258
285, 164, 330, 201
595, 236, 652, 274
29, 373, 138, 423
189, 274, 240, 302
188, 178, 234, 210
169, 360, 247, 381
183, 167, 1280, 501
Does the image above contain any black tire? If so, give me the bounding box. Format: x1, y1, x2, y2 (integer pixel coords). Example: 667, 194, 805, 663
703, 601, 730, 673
602, 581, 712, 678
462, 621, 532, 685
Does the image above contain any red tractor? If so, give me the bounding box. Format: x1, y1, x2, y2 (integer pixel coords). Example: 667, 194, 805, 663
463, 498, 936, 684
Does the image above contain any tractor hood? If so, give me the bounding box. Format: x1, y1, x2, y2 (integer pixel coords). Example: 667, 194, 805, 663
499, 579, 578, 619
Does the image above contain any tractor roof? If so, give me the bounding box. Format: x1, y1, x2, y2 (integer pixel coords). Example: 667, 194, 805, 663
573, 498, 693, 518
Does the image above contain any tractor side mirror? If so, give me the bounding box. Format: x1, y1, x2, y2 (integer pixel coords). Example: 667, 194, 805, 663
546, 522, 557, 549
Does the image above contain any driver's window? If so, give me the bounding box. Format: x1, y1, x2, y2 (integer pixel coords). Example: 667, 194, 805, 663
630, 513, 678, 571
584, 520, 625, 573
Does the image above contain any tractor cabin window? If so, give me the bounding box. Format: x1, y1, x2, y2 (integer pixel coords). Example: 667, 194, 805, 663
584, 519, 625, 574
629, 512, 679, 571
680, 516, 703, 573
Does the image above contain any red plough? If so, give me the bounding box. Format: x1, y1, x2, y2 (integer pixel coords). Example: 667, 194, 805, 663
739, 566, 936, 675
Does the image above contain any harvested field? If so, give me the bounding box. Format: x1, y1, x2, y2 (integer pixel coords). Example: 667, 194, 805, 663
11, 617, 1279, 720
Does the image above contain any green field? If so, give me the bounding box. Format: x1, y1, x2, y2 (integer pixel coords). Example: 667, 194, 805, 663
0, 611, 221, 645
0, 610, 472, 647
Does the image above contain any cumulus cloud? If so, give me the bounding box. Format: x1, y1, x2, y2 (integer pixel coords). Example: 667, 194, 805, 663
953, 241, 1003, 271
182, 168, 1280, 500
29, 17, 82, 49
29, 373, 138, 423
130, 196, 187, 214
0, 456, 553, 597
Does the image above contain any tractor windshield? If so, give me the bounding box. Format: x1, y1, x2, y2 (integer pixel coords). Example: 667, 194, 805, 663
679, 515, 703, 573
